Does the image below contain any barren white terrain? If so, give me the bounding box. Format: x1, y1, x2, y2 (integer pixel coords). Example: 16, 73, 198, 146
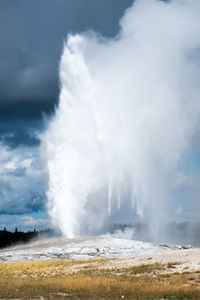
0, 237, 192, 264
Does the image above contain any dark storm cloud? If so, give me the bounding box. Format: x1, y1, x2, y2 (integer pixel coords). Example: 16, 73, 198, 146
0, 0, 133, 149
0, 0, 133, 216
0, 0, 133, 108
0, 120, 41, 148
0, 1, 135, 216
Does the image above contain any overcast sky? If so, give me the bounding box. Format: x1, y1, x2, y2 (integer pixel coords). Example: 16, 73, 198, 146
0, 0, 133, 231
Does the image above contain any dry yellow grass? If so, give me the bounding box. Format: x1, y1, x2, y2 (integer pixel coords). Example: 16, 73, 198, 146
0, 259, 104, 278
0, 259, 200, 299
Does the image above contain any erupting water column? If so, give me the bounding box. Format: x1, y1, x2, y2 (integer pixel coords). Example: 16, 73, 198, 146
42, 0, 200, 240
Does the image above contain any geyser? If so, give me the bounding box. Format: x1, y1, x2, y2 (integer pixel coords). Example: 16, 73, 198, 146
42, 0, 200, 240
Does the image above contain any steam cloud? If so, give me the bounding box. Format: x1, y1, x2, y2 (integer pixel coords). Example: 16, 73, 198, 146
42, 0, 200, 240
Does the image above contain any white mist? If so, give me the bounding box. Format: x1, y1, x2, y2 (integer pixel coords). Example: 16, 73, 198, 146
42, 0, 200, 240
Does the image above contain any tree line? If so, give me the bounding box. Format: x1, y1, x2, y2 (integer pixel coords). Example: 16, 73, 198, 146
0, 228, 60, 249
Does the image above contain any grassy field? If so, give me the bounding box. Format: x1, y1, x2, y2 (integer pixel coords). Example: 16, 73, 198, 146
0, 259, 200, 299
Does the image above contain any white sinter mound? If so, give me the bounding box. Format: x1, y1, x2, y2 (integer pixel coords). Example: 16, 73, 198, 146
0, 237, 187, 262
